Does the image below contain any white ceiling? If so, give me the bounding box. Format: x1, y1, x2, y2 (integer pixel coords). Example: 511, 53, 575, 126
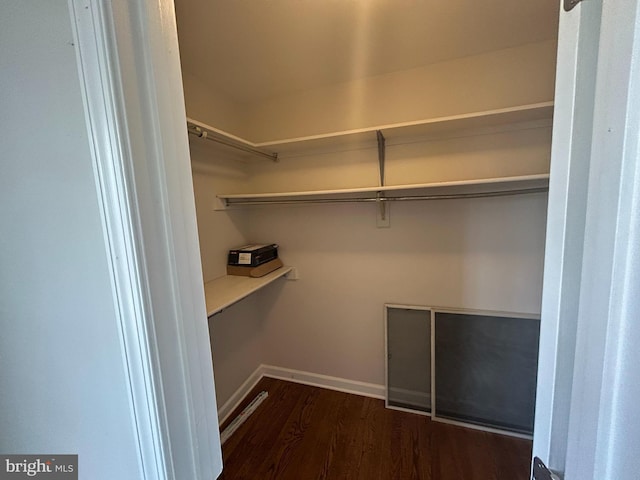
175, 0, 559, 106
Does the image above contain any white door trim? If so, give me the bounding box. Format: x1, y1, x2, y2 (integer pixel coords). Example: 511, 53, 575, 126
564, 0, 640, 478
68, 1, 222, 479
533, 0, 601, 472
69, 2, 168, 478
534, 0, 640, 478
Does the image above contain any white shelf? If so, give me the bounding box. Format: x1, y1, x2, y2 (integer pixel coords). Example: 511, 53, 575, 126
217, 174, 550, 206
204, 266, 293, 317
188, 102, 553, 160
254, 102, 554, 155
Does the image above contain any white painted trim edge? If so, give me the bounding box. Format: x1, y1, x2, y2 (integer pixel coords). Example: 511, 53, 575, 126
69, 2, 166, 479
261, 365, 386, 400
71, 1, 226, 478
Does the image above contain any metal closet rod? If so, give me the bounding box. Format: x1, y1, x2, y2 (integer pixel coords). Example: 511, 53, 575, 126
187, 124, 278, 162
224, 186, 549, 206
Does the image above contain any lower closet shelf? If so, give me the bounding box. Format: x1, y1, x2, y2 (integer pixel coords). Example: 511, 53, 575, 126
204, 266, 293, 317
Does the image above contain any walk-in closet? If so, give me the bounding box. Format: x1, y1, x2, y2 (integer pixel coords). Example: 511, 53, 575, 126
174, 1, 559, 477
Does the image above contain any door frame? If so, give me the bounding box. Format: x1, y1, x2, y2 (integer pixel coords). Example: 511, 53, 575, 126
70, 0, 640, 478
533, 0, 640, 478
69, 1, 222, 478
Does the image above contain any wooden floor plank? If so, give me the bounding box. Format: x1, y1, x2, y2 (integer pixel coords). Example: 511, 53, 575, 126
289, 388, 348, 480
318, 387, 369, 480
393, 411, 432, 479
219, 378, 532, 480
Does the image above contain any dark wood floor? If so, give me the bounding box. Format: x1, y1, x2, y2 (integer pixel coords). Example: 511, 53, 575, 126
219, 377, 532, 480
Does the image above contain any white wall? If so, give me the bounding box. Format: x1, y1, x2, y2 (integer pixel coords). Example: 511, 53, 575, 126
182, 70, 246, 136
238, 120, 551, 386
190, 142, 548, 400
191, 149, 250, 282
247, 194, 547, 385
0, 2, 141, 477
207, 297, 265, 410
241, 40, 557, 142
181, 40, 556, 143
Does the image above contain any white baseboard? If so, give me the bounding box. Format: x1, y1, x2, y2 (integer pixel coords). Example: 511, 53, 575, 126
217, 366, 264, 425
261, 364, 386, 400
217, 364, 385, 424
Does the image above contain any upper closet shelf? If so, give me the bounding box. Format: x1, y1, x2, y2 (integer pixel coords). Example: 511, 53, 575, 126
187, 102, 553, 161
255, 101, 554, 155
218, 174, 550, 207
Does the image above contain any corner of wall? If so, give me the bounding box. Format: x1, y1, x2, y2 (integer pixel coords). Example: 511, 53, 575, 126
181, 70, 249, 136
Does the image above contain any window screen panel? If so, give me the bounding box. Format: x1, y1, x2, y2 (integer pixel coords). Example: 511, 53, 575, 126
434, 312, 539, 434
386, 307, 431, 412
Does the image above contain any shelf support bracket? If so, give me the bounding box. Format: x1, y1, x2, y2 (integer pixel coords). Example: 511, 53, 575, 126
376, 131, 390, 227
376, 130, 386, 187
